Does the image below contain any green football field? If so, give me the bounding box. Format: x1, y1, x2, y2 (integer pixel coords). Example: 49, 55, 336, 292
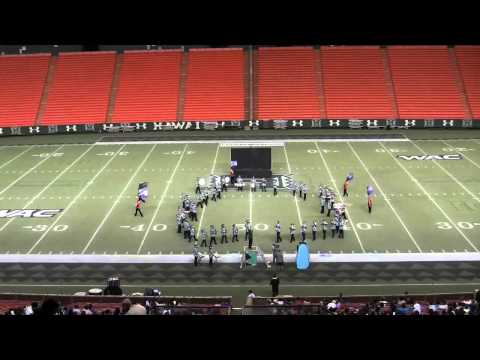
2, 130, 480, 305
1, 134, 480, 256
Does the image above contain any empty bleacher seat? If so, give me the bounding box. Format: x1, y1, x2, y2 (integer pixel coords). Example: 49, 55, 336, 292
0, 54, 50, 127
183, 48, 245, 121
257, 47, 321, 120
41, 52, 116, 125
112, 50, 182, 122
455, 46, 480, 119
321, 46, 395, 119
387, 46, 466, 119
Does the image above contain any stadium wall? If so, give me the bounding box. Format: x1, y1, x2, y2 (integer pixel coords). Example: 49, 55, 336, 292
0, 119, 479, 137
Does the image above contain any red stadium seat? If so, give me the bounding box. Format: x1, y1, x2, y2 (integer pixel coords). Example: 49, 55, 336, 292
41, 52, 116, 125
0, 54, 50, 127
112, 50, 183, 122
455, 46, 480, 119
320, 46, 396, 119
183, 48, 245, 121
257, 47, 322, 120
387, 46, 466, 119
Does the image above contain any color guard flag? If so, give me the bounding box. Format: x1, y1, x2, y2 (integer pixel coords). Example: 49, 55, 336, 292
138, 182, 149, 201
367, 185, 374, 196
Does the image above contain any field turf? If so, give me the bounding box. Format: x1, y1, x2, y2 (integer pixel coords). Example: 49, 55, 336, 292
1, 130, 480, 304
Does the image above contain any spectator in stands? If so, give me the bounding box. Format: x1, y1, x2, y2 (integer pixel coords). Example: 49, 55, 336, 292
327, 299, 337, 313
413, 301, 422, 314
31, 301, 39, 315
246, 289, 256, 306
39, 298, 61, 315
475, 289, 480, 304
24, 304, 34, 315
126, 299, 147, 315
83, 304, 93, 315
121, 298, 132, 314
72, 304, 81, 315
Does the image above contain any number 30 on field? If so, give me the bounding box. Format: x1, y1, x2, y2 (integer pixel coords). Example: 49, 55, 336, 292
27, 225, 69, 232
436, 221, 478, 230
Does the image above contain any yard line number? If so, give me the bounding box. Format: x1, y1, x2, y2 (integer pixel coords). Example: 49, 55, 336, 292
355, 223, 383, 230
236, 224, 269, 231
97, 152, 129, 156
121, 224, 167, 232
32, 153, 64, 158
375, 148, 404, 153
163, 151, 196, 155
24, 224, 69, 232
441, 147, 475, 152
307, 149, 339, 154
436, 221, 480, 230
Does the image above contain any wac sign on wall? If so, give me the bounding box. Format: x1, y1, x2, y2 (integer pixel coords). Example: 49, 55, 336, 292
397, 154, 463, 161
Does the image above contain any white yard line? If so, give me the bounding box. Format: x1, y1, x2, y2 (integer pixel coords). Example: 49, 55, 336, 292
0, 145, 65, 198
442, 140, 480, 172
81, 144, 158, 254
196, 144, 220, 238
26, 145, 127, 254
314, 142, 365, 253
0, 145, 35, 171
379, 142, 479, 252
0, 144, 96, 232
347, 142, 422, 252
282, 145, 303, 225
136, 144, 188, 254
410, 141, 480, 204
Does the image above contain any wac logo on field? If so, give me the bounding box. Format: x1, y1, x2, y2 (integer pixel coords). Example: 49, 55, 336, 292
397, 154, 463, 161
0, 209, 63, 218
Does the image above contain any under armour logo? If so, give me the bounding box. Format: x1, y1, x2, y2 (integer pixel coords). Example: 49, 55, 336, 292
0, 128, 3, 135
291, 120, 304, 127
366, 120, 378, 127
248, 120, 260, 127
136, 123, 147, 130
102, 124, 114, 131
404, 120, 416, 127
329, 120, 341, 127
29, 126, 40, 133
65, 125, 77, 132
442, 120, 454, 127
153, 122, 163, 130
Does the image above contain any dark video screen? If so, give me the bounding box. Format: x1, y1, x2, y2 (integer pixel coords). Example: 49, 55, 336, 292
231, 148, 271, 170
